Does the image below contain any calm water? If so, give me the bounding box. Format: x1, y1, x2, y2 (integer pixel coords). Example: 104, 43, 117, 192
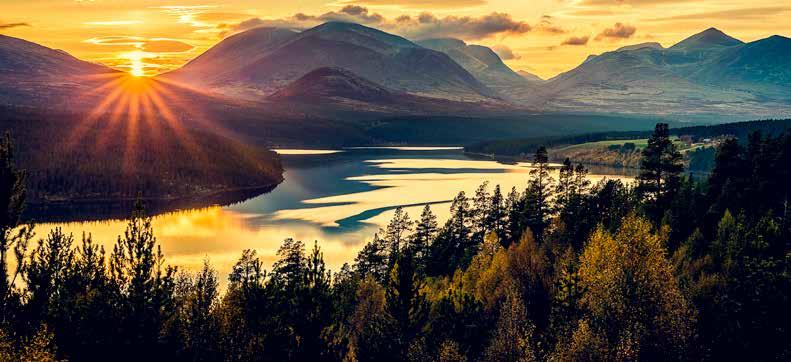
38, 147, 635, 280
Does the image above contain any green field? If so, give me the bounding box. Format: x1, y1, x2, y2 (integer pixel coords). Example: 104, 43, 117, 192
553, 137, 694, 152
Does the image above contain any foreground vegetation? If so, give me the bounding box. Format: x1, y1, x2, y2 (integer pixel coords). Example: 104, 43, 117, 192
0, 123, 789, 361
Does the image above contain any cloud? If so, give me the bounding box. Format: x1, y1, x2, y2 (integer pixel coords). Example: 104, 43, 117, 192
0, 22, 30, 30
141, 40, 194, 53
84, 36, 194, 53
562, 35, 589, 46
219, 7, 531, 41
193, 12, 252, 23
535, 15, 565, 34
491, 44, 520, 60
400, 12, 530, 40
84, 20, 142, 26
579, 0, 695, 5
595, 23, 636, 40
335, 0, 486, 9
649, 6, 791, 21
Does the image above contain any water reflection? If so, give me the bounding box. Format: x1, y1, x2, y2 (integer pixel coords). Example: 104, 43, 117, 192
37, 148, 635, 282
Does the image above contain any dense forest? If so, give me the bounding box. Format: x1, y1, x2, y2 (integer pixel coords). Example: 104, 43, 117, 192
0, 123, 789, 361
0, 106, 283, 209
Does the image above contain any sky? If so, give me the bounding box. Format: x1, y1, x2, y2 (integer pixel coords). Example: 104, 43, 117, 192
1, 1, 789, 79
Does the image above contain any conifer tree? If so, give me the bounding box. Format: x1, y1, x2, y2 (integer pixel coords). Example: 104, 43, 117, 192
524, 146, 555, 241
0, 133, 28, 318
637, 123, 684, 223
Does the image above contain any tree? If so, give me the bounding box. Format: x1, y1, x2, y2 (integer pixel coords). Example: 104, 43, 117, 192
411, 205, 438, 269
174, 259, 219, 360
427, 192, 473, 275
504, 187, 524, 247
523, 146, 554, 241
386, 252, 427, 359
0, 133, 29, 319
381, 207, 413, 261
483, 287, 537, 362
109, 200, 177, 353
487, 185, 506, 239
355, 234, 389, 282
577, 215, 695, 359
637, 123, 684, 223
471, 182, 491, 243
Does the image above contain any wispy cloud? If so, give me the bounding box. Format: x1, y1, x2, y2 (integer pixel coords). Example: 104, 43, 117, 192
85, 36, 194, 53
84, 20, 143, 26
0, 22, 30, 30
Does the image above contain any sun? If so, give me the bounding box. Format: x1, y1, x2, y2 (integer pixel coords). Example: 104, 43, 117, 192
120, 50, 148, 77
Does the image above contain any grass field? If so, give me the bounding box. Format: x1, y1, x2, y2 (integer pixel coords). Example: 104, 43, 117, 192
553, 137, 695, 152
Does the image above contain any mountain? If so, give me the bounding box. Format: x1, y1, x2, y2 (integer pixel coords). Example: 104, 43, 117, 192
669, 27, 743, 51
417, 38, 529, 88
269, 66, 506, 115
616, 42, 664, 52
165, 27, 299, 86
517, 70, 544, 83
0, 34, 118, 106
529, 28, 791, 117
0, 34, 112, 79
691, 35, 791, 94
164, 22, 498, 102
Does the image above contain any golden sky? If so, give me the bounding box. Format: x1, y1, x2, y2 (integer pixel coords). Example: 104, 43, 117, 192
1, 0, 789, 79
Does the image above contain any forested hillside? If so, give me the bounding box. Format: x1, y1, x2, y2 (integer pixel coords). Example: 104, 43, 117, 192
0, 106, 283, 212
466, 118, 791, 157
1, 123, 789, 361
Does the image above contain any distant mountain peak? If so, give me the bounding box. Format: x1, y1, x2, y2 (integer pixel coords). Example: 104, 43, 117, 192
269, 66, 393, 102
671, 27, 743, 50
616, 42, 664, 52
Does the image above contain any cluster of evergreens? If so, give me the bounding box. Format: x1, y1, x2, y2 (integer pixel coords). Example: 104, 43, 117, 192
0, 107, 283, 207
0, 123, 789, 361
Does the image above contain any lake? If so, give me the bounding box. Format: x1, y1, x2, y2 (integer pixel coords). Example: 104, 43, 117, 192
36, 147, 636, 280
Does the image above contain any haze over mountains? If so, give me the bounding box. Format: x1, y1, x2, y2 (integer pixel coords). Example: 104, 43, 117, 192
1, 22, 790, 120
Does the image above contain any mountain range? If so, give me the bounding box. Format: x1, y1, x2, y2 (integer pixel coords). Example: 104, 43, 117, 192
1, 23, 790, 120
531, 28, 791, 117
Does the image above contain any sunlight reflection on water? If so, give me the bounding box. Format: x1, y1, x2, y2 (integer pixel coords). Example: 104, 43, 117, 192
37, 148, 634, 283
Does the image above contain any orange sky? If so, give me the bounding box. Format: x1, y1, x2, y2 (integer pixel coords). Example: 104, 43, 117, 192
1, 1, 789, 79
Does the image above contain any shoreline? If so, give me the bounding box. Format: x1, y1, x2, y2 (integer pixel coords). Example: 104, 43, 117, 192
25, 181, 283, 223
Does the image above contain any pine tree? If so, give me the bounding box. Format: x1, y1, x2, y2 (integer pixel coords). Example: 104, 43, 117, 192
381, 207, 413, 261
471, 182, 491, 242
411, 205, 438, 268
488, 184, 506, 239
637, 123, 684, 223
385, 252, 427, 360
523, 146, 555, 242
0, 133, 29, 318
110, 200, 176, 350
505, 186, 523, 247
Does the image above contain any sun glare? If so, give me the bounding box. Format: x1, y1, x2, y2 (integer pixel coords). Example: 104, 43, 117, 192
121, 50, 147, 77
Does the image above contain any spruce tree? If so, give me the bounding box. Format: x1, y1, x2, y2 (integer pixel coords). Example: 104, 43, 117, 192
524, 146, 554, 242
637, 123, 684, 223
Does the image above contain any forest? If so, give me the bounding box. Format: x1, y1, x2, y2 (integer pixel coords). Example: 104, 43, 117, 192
0, 106, 283, 209
0, 123, 789, 361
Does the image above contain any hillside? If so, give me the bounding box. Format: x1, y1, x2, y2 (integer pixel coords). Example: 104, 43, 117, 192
529, 28, 791, 117
163, 22, 498, 102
